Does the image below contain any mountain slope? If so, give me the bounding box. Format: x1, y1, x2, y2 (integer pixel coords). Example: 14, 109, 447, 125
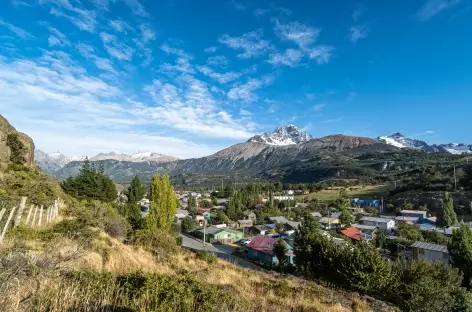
248, 125, 312, 145
378, 133, 472, 154
55, 134, 388, 182
90, 151, 178, 163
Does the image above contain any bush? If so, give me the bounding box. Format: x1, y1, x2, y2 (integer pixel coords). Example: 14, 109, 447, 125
195, 250, 217, 264
272, 280, 292, 297
131, 229, 179, 260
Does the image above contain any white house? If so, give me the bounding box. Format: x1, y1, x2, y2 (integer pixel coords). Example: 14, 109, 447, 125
411, 242, 449, 264
273, 195, 295, 201
360, 217, 395, 230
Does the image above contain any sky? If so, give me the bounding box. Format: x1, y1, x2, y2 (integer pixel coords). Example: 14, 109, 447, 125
0, 0, 471, 159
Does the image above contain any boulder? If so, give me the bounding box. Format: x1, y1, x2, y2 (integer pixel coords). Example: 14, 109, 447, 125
0, 114, 35, 166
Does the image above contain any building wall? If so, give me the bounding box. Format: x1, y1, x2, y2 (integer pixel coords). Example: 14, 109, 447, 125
413, 247, 449, 264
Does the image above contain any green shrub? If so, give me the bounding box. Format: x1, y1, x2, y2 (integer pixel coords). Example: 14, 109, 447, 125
195, 250, 217, 264
272, 280, 292, 297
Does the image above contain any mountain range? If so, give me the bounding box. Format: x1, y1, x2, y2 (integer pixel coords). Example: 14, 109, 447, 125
34, 125, 471, 183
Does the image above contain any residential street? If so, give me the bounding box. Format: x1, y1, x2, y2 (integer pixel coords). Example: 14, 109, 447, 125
179, 234, 262, 271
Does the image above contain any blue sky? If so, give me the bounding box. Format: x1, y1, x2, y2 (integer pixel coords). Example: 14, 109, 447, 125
0, 0, 471, 158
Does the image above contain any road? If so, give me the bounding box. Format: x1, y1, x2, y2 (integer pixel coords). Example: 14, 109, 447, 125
179, 234, 262, 271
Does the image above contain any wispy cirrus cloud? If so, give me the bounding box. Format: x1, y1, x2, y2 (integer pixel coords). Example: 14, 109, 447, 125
109, 19, 134, 33
218, 29, 274, 59
417, 0, 462, 21
196, 65, 242, 84
207, 55, 229, 68
227, 76, 273, 103
204, 46, 217, 53
349, 25, 368, 43
44, 0, 97, 33
273, 20, 334, 65
313, 104, 325, 111
39, 22, 70, 46
268, 48, 304, 67
0, 19, 34, 40
160, 43, 193, 59
76, 42, 119, 76
100, 32, 134, 60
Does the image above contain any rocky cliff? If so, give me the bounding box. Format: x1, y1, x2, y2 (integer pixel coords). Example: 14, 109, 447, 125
0, 114, 35, 166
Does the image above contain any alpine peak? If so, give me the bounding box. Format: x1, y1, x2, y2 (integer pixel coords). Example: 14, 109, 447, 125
248, 125, 313, 146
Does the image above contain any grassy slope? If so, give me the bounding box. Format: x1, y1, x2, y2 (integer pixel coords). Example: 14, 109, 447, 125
296, 185, 392, 202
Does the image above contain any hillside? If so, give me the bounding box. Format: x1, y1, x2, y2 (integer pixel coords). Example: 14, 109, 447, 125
0, 115, 35, 166
55, 135, 393, 183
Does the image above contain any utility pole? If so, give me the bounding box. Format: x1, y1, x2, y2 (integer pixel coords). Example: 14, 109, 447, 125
381, 197, 384, 215
203, 219, 207, 248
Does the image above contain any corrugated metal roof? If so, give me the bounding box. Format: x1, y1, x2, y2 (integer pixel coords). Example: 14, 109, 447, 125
401, 210, 427, 215
395, 216, 419, 222
354, 224, 378, 230
360, 217, 394, 223
411, 241, 448, 253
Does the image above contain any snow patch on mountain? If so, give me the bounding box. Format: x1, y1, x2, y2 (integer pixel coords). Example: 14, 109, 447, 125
90, 152, 178, 163
378, 133, 472, 154
248, 125, 313, 145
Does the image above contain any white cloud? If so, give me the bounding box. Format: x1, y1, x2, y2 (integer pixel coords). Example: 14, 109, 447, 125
76, 42, 119, 75
227, 77, 273, 103
122, 0, 149, 17
142, 75, 254, 139
100, 32, 134, 61
207, 55, 229, 67
307, 45, 334, 64
349, 25, 368, 43
218, 29, 274, 59
0, 19, 34, 40
204, 46, 217, 53
264, 99, 279, 113
253, 8, 270, 17
268, 49, 303, 67
274, 21, 320, 49
109, 19, 134, 33
196, 65, 242, 84
160, 43, 193, 59
0, 51, 246, 158
46, 1, 97, 33
313, 104, 325, 111
240, 109, 252, 116
12, 0, 32, 7
160, 57, 194, 74
417, 0, 462, 21
45, 25, 70, 46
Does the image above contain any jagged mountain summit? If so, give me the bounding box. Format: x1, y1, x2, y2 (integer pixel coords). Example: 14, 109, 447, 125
247, 125, 313, 145
378, 133, 472, 154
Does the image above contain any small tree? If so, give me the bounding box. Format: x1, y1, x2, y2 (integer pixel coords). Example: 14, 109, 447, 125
449, 225, 472, 288
6, 133, 26, 165
440, 192, 457, 228
275, 222, 285, 235
374, 231, 387, 248
339, 210, 354, 226
188, 196, 196, 212
273, 239, 288, 272
181, 216, 195, 233
126, 175, 146, 204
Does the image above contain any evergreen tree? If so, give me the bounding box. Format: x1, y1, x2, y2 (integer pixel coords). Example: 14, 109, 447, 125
440, 192, 457, 227
273, 239, 288, 271
449, 225, 472, 288
6, 133, 26, 165
126, 175, 146, 204
181, 216, 195, 233
187, 196, 196, 212
146, 174, 178, 233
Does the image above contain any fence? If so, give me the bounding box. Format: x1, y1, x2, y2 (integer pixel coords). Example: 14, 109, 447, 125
0, 197, 65, 244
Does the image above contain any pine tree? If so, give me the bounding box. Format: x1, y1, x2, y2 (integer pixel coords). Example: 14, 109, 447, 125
440, 192, 457, 227
273, 239, 288, 271
6, 133, 26, 165
127, 175, 146, 204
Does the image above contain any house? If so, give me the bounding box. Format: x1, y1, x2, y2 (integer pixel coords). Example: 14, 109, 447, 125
237, 219, 254, 228
284, 190, 294, 195
175, 209, 189, 220
310, 212, 323, 219
360, 217, 395, 230
246, 235, 294, 266
273, 195, 295, 201
267, 216, 290, 224
247, 225, 267, 236
419, 216, 437, 226
411, 241, 449, 264
353, 224, 378, 232
285, 221, 301, 231
319, 217, 340, 229
242, 210, 257, 222
196, 208, 211, 221
294, 190, 309, 195
352, 198, 380, 208
340, 227, 365, 241
194, 215, 205, 227
400, 210, 427, 220
197, 227, 244, 243
395, 216, 419, 224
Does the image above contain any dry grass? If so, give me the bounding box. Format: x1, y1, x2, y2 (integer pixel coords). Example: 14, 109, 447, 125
0, 231, 394, 312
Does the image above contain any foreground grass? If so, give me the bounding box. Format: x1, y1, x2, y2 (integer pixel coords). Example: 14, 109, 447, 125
0, 227, 394, 312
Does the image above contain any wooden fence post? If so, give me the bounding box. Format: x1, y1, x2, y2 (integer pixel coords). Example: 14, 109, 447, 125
25, 205, 34, 226
0, 207, 17, 243
46, 206, 51, 223
31, 206, 38, 227
37, 205, 43, 227
0, 208, 6, 225
14, 197, 27, 227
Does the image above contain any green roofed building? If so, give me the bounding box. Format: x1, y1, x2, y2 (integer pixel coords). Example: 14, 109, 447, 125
197, 226, 244, 243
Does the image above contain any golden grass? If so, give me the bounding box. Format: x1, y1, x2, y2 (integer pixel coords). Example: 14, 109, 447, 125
0, 231, 393, 312
297, 185, 391, 201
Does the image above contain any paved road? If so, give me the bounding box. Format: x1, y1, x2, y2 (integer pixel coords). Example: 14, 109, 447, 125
179, 234, 262, 271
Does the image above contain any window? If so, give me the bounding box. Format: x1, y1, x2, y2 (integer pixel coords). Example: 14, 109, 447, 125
419, 248, 424, 255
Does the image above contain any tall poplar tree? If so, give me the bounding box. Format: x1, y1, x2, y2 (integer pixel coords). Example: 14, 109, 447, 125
147, 174, 178, 233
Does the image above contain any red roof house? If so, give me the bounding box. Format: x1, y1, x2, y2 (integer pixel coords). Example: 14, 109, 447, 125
341, 227, 365, 241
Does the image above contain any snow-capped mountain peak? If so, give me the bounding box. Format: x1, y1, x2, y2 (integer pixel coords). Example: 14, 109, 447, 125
248, 125, 313, 145
378, 133, 472, 154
